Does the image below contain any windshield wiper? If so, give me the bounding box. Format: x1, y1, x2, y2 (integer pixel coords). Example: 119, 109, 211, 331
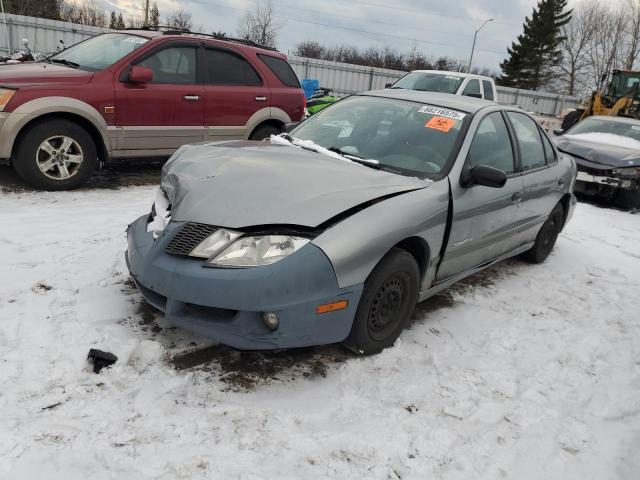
326, 147, 381, 169
49, 58, 79, 68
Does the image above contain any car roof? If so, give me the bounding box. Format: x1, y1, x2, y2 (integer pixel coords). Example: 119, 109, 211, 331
362, 89, 496, 113
584, 115, 640, 126
409, 70, 493, 81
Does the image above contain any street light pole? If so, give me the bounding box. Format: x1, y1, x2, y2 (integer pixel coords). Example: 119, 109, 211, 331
467, 18, 493, 73
144, 0, 150, 27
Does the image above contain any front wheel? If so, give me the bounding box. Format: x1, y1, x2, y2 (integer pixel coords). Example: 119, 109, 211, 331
249, 124, 282, 140
342, 248, 419, 355
13, 119, 98, 191
522, 203, 564, 264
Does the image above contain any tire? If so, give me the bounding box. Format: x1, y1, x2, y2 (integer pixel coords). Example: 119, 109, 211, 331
522, 203, 564, 264
342, 248, 420, 355
249, 124, 282, 141
13, 119, 98, 191
561, 109, 583, 131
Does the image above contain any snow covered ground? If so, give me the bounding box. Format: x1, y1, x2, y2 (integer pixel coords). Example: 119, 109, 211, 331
1, 181, 639, 480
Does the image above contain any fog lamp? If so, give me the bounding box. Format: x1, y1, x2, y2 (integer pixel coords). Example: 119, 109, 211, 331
263, 312, 279, 331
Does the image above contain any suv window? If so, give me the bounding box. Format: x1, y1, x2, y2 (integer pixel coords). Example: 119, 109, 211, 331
506, 112, 546, 170
258, 54, 300, 87
462, 79, 481, 98
467, 112, 515, 174
204, 48, 261, 85
138, 46, 197, 84
482, 80, 495, 101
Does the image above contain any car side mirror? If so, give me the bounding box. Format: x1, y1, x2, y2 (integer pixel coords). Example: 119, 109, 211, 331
553, 128, 564, 136
129, 66, 153, 83
461, 165, 507, 188
384, 82, 392, 88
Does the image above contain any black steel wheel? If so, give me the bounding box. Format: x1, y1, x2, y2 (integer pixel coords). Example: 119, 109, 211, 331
343, 248, 419, 355
522, 203, 564, 264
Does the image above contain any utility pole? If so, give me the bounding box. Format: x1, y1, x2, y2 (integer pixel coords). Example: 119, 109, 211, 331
144, 0, 150, 27
467, 18, 493, 73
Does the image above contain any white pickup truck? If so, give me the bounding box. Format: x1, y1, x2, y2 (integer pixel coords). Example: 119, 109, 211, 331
386, 70, 498, 102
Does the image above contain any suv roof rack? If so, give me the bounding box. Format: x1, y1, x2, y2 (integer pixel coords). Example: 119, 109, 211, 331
119, 26, 278, 51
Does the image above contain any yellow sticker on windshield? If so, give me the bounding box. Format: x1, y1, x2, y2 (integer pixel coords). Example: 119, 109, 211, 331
426, 116, 457, 132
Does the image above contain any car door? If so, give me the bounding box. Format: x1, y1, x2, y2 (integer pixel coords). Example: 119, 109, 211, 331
114, 41, 205, 154
505, 111, 564, 243
202, 46, 269, 140
437, 111, 525, 281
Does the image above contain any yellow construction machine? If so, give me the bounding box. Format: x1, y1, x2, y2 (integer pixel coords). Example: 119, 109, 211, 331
561, 69, 640, 130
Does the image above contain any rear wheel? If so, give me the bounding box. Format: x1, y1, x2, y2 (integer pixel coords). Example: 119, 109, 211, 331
249, 124, 282, 141
561, 109, 583, 131
13, 119, 98, 190
522, 203, 564, 264
342, 248, 419, 355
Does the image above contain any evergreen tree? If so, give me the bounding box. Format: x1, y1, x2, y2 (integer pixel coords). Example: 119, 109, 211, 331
150, 2, 160, 28
116, 12, 126, 30
498, 0, 572, 90
109, 11, 117, 29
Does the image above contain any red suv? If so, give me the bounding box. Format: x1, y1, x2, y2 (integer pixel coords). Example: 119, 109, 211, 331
0, 30, 305, 190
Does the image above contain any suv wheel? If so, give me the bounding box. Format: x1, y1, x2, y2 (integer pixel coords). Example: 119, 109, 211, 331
249, 124, 282, 140
13, 119, 98, 191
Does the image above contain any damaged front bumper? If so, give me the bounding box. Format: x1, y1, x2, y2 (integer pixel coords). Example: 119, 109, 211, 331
575, 160, 640, 192
125, 215, 363, 350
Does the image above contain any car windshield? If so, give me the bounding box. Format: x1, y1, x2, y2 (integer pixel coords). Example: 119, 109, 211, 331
566, 118, 640, 142
291, 95, 467, 176
49, 33, 149, 71
390, 72, 464, 94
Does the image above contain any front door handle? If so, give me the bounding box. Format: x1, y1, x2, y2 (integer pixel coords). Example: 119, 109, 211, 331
255, 96, 268, 101
183, 95, 200, 102
558, 177, 566, 186
511, 192, 523, 202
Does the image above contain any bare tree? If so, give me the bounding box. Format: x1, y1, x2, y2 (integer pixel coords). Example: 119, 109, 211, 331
559, 0, 599, 95
295, 40, 325, 59
587, 2, 627, 90
165, 9, 193, 31
58, 0, 107, 27
237, 2, 282, 48
623, 0, 640, 69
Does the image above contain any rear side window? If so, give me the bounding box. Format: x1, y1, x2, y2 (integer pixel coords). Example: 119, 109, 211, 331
258, 54, 300, 87
205, 48, 261, 85
506, 112, 547, 171
482, 80, 495, 101
462, 79, 481, 98
468, 112, 515, 174
541, 131, 556, 164
138, 46, 197, 84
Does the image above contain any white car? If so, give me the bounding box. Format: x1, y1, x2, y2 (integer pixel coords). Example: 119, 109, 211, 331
387, 70, 498, 102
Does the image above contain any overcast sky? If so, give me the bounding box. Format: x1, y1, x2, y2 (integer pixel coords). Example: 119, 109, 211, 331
101, 0, 604, 72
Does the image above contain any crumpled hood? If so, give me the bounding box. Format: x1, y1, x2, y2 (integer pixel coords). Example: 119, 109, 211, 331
0, 62, 93, 86
556, 136, 640, 168
162, 141, 429, 228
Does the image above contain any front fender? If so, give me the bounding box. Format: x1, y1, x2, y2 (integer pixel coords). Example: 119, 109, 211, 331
312, 179, 450, 290
0, 96, 109, 158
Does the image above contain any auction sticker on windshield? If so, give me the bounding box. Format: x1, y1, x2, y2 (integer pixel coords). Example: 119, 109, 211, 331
418, 105, 466, 120
426, 116, 457, 132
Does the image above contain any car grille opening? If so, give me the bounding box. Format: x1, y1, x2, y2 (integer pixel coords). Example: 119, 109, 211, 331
166, 222, 219, 257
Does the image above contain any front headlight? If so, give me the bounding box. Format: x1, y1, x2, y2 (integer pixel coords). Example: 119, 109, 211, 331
0, 88, 16, 111
207, 235, 310, 267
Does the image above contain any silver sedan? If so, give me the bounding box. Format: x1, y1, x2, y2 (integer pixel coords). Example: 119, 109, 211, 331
126, 90, 577, 355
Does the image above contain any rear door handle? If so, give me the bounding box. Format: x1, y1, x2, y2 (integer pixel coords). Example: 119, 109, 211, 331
511, 192, 523, 202
255, 96, 268, 101
183, 95, 200, 102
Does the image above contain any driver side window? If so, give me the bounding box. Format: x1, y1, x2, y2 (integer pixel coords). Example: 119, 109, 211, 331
467, 113, 515, 174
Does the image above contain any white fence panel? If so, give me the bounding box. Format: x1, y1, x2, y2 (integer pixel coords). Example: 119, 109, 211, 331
0, 13, 108, 56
